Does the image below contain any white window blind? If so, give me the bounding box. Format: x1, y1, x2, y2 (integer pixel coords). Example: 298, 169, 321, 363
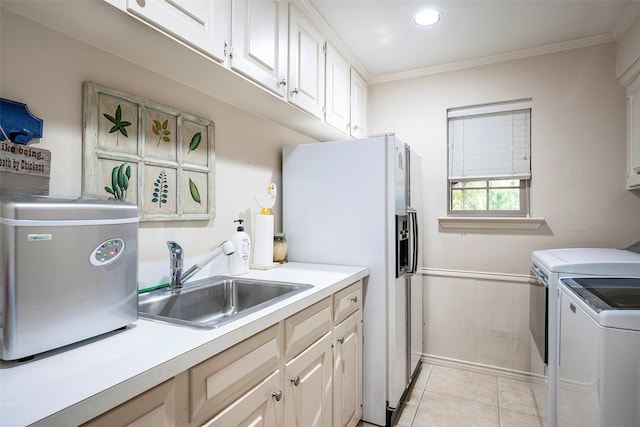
448, 100, 531, 181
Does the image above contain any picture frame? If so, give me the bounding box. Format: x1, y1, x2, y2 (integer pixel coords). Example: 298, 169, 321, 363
82, 82, 215, 221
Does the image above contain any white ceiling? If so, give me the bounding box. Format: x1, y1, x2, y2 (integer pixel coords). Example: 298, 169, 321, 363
309, 0, 637, 81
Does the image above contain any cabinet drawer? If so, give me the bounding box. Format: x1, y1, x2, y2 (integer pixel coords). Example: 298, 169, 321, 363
333, 280, 362, 324
202, 370, 283, 427
81, 379, 175, 427
285, 297, 332, 360
188, 324, 283, 424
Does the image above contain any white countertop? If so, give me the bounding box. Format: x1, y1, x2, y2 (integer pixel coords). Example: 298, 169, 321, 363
0, 262, 369, 427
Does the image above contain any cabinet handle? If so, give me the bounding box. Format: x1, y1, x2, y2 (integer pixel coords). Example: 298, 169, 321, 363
278, 79, 287, 87
337, 337, 345, 344
290, 88, 299, 96
272, 390, 283, 401
290, 376, 300, 386
570, 303, 576, 313
350, 296, 358, 303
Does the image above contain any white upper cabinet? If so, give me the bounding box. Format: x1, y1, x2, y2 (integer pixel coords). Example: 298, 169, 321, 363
350, 68, 367, 138
288, 5, 325, 119
230, 0, 288, 97
325, 43, 350, 134
628, 78, 640, 189
125, 0, 230, 64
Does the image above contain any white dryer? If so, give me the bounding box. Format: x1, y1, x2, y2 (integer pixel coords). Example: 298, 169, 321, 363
530, 247, 640, 427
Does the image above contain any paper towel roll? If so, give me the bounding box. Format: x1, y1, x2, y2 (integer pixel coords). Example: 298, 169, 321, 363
253, 214, 274, 266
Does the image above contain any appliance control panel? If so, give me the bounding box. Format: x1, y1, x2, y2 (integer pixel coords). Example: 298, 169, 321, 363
90, 238, 126, 266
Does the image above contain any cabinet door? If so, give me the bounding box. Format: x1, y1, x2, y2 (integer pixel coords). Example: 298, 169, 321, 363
627, 80, 640, 188
231, 0, 288, 96
325, 43, 350, 134
126, 0, 229, 63
334, 311, 362, 427
202, 370, 283, 427
288, 5, 325, 119
82, 379, 176, 427
284, 332, 333, 427
350, 69, 367, 138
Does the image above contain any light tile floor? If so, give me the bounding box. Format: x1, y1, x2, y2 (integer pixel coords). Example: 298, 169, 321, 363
359, 364, 545, 427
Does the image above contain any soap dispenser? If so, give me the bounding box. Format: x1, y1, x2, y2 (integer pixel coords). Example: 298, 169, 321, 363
230, 219, 251, 275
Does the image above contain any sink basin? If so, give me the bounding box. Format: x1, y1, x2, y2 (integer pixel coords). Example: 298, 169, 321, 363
138, 276, 313, 329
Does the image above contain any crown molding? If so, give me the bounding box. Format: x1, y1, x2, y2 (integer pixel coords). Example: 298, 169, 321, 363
612, 0, 640, 40
370, 33, 615, 85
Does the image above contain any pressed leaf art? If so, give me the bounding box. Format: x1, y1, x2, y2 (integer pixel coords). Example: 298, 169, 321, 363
152, 170, 169, 208
189, 178, 201, 204
84, 82, 215, 220
103, 105, 132, 146
188, 132, 202, 153
105, 163, 131, 200
152, 119, 172, 147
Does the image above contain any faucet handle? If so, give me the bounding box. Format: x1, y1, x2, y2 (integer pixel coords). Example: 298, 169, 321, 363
167, 241, 184, 268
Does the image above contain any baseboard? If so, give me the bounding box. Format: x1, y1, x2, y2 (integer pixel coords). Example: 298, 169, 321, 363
422, 354, 546, 384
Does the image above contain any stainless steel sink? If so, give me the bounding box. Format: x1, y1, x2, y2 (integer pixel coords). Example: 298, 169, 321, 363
138, 276, 313, 329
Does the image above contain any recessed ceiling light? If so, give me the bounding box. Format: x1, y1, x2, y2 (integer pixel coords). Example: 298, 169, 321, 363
414, 9, 442, 26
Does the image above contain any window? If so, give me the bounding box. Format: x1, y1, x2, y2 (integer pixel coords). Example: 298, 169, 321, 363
447, 100, 531, 216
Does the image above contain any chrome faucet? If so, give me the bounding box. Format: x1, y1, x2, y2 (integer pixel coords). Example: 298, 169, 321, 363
167, 241, 235, 291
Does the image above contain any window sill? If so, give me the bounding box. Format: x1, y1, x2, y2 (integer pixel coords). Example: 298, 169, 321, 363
438, 216, 546, 230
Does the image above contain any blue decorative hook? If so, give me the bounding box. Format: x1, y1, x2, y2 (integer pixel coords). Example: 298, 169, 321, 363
0, 98, 44, 144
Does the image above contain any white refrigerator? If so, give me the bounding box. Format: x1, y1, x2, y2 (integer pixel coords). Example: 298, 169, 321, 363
282, 134, 423, 426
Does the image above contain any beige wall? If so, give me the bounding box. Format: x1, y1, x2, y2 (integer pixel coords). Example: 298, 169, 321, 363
0, 10, 314, 265
369, 42, 640, 275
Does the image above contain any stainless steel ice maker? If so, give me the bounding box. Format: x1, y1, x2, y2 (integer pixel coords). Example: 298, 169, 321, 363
0, 195, 139, 360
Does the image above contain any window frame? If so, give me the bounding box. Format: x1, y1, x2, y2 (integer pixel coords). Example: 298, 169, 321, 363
447, 178, 530, 217
446, 99, 532, 218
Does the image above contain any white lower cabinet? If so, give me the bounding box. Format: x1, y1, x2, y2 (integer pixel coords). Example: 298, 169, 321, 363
84, 281, 362, 427
284, 332, 334, 427
189, 325, 283, 426
81, 379, 177, 427
333, 281, 363, 427
334, 312, 362, 427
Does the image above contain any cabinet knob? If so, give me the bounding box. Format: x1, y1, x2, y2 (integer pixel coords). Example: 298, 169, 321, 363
290, 88, 299, 96
350, 296, 358, 303
272, 390, 283, 401
278, 79, 287, 87
290, 376, 300, 386
337, 337, 345, 344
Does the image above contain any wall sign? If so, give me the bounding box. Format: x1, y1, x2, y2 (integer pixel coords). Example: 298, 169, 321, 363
82, 82, 215, 221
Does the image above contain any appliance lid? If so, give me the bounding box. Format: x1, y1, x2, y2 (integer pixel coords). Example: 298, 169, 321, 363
561, 277, 640, 330
0, 195, 138, 222
532, 248, 640, 276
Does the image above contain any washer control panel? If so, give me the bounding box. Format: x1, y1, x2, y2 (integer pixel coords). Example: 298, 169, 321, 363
90, 238, 126, 266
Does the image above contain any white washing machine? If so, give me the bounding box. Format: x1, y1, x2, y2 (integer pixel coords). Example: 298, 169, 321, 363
530, 247, 640, 427
558, 277, 640, 426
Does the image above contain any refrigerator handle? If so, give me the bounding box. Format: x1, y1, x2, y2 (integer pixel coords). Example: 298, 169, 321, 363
408, 207, 418, 274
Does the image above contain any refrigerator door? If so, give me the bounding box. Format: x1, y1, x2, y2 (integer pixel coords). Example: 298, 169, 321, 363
409, 148, 423, 377
283, 136, 394, 425
388, 271, 408, 409
388, 138, 411, 411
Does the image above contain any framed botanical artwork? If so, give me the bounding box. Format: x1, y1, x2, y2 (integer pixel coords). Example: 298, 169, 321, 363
82, 82, 215, 221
